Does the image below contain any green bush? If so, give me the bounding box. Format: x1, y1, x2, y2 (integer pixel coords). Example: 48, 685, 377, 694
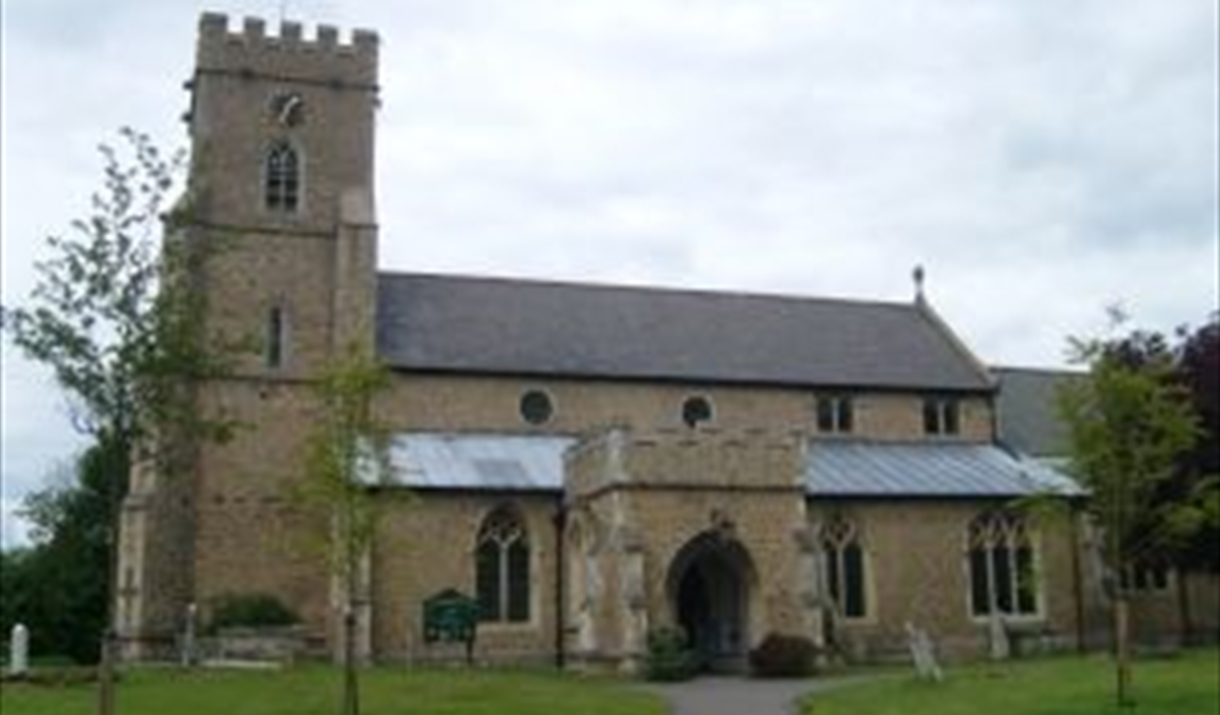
749, 632, 816, 678
644, 626, 697, 681
207, 593, 300, 633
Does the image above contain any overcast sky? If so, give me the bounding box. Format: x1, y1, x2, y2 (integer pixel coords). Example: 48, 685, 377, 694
2, 0, 1217, 547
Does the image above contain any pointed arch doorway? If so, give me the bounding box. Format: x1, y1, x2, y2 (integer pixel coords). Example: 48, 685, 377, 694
666, 532, 757, 672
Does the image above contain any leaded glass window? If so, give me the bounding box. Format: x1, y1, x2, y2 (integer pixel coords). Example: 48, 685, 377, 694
476, 507, 530, 623
968, 512, 1038, 617
818, 516, 867, 619
265, 142, 300, 212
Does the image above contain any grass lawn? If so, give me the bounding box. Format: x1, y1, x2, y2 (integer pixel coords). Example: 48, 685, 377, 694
0, 665, 666, 715
803, 648, 1219, 715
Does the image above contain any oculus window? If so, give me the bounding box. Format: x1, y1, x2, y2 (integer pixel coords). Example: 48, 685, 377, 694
681, 395, 714, 428
519, 390, 554, 425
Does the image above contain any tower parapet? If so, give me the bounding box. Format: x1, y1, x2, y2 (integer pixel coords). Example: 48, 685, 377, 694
196, 13, 378, 88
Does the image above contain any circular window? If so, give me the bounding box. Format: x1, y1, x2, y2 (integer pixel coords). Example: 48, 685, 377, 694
519, 390, 554, 425
269, 91, 306, 127
681, 395, 714, 428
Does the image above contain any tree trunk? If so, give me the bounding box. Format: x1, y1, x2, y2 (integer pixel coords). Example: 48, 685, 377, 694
1114, 597, 1133, 707
342, 609, 359, 715
1177, 569, 1194, 646
97, 629, 116, 715
97, 445, 125, 715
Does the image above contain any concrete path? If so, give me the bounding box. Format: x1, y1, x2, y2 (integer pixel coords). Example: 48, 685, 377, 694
646, 675, 864, 715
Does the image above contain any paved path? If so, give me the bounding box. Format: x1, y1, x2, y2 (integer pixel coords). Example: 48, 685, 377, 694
646, 675, 864, 715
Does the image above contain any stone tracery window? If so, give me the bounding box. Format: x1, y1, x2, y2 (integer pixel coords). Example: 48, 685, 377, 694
264, 141, 300, 212
818, 515, 867, 619
475, 506, 530, 622
968, 511, 1037, 617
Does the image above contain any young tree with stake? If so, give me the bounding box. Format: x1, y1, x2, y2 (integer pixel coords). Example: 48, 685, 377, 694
1058, 309, 1200, 707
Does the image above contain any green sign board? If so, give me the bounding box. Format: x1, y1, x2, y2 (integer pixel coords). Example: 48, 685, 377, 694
423, 589, 479, 650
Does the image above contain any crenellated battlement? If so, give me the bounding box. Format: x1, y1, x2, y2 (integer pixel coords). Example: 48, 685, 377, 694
565, 425, 806, 499
196, 12, 378, 87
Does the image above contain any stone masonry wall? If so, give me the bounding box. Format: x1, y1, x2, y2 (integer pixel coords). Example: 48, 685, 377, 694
372, 490, 561, 664
807, 500, 1088, 661
380, 373, 993, 441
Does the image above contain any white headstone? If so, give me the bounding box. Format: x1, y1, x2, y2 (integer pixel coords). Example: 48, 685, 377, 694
988, 612, 1010, 660
904, 621, 942, 682
181, 602, 198, 667
9, 623, 29, 676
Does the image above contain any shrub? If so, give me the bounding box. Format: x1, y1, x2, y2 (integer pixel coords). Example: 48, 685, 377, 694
207, 593, 300, 633
748, 632, 816, 678
644, 626, 697, 681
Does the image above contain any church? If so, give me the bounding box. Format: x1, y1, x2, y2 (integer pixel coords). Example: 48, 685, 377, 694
116, 14, 1206, 670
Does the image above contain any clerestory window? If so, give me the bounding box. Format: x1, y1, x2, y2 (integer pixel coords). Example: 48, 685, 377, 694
816, 395, 854, 434
923, 397, 960, 436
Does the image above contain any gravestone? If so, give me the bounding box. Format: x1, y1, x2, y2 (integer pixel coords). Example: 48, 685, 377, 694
181, 602, 198, 667
422, 589, 479, 663
904, 621, 942, 682
9, 624, 29, 677
988, 612, 1010, 660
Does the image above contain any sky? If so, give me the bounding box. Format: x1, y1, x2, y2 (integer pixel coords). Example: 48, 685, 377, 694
2, 0, 1217, 547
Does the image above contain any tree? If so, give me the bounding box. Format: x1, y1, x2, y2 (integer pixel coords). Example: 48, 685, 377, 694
0, 439, 124, 664
0, 549, 38, 652
1074, 316, 1220, 635
1172, 316, 1220, 573
1057, 309, 1200, 707
293, 345, 394, 715
2, 128, 235, 713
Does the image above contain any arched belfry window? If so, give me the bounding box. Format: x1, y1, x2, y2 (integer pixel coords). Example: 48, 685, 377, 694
264, 141, 300, 212
475, 506, 530, 623
817, 515, 867, 619
968, 511, 1038, 617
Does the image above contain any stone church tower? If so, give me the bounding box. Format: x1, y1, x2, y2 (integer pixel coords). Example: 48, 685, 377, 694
117, 14, 380, 657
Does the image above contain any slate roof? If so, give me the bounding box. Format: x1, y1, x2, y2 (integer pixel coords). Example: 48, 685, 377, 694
376, 272, 994, 391
993, 367, 1084, 457
383, 432, 1081, 498
806, 441, 1083, 498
